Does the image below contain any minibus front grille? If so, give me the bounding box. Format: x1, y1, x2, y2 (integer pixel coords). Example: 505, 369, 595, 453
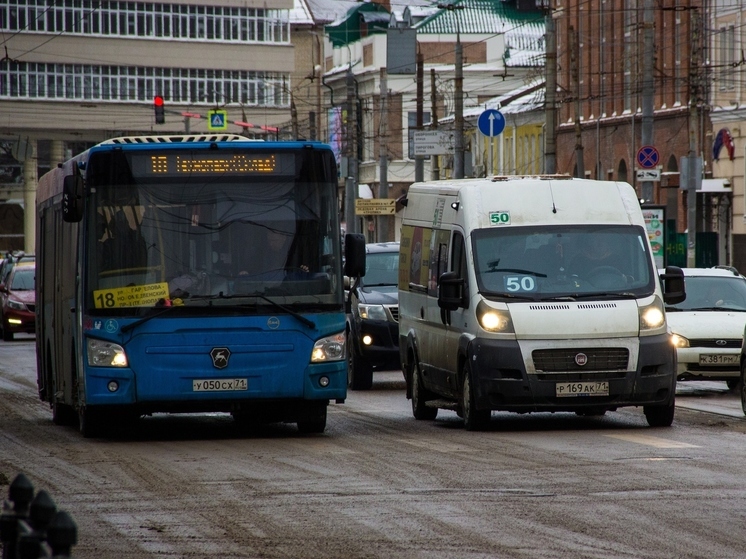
532, 348, 629, 372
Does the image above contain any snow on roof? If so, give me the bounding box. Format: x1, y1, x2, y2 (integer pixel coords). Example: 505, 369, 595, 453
289, 0, 314, 26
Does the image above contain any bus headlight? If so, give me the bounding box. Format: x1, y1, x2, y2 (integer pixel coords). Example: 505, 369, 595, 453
311, 332, 346, 363
87, 339, 129, 367
476, 301, 514, 333
639, 297, 665, 331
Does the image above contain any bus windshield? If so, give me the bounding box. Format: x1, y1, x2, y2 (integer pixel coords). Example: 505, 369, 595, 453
472, 225, 656, 301
85, 148, 342, 314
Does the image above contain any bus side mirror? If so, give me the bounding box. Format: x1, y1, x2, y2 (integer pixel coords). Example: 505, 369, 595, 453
62, 174, 84, 223
438, 271, 465, 311
660, 265, 686, 305
344, 233, 366, 278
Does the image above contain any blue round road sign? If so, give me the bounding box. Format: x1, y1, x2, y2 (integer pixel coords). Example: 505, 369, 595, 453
477, 109, 505, 137
636, 145, 659, 169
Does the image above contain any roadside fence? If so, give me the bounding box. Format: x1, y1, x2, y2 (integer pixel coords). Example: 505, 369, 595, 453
0, 473, 77, 558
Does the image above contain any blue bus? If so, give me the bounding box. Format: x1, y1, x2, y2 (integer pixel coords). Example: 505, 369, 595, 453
36, 135, 364, 437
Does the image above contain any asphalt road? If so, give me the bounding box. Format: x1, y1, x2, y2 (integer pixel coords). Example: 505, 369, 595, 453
2, 336, 746, 559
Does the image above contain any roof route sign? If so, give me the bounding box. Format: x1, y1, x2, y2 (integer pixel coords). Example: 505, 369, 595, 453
636, 145, 660, 169
477, 109, 505, 137
208, 110, 228, 131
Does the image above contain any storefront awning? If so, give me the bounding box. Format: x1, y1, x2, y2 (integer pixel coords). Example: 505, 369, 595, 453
698, 178, 731, 193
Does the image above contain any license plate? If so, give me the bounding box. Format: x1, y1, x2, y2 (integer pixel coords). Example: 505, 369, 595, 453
699, 354, 739, 365
193, 378, 248, 392
556, 381, 609, 397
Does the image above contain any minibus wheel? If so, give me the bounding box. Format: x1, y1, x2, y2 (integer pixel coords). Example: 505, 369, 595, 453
461, 363, 490, 431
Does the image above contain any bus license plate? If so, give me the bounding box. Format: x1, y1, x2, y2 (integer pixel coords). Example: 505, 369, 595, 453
556, 381, 609, 397
193, 379, 248, 392
699, 354, 739, 365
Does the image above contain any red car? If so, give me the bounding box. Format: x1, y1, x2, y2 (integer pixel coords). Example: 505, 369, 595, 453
0, 262, 35, 341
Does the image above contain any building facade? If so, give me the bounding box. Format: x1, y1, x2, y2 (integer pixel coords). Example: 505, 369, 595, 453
0, 0, 294, 252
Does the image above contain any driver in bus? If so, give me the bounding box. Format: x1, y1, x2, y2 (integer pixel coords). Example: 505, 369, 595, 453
569, 236, 617, 276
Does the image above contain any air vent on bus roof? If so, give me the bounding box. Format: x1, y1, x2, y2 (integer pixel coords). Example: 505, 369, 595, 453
100, 134, 251, 145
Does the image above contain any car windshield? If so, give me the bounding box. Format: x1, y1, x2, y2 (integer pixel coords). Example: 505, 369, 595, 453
667, 275, 746, 311
362, 251, 399, 287
11, 268, 35, 290
472, 224, 655, 300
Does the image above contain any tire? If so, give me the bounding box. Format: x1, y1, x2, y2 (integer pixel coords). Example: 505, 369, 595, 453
726, 378, 741, 391
643, 397, 675, 427
297, 403, 327, 434
3, 327, 13, 341
410, 359, 437, 420
78, 406, 106, 438
461, 363, 490, 431
740, 362, 746, 416
348, 346, 373, 391
52, 401, 77, 426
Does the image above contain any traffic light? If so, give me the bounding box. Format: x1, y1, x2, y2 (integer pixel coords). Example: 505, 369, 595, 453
154, 95, 165, 124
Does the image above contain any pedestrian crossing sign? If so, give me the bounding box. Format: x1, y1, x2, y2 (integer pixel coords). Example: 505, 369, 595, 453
207, 109, 228, 131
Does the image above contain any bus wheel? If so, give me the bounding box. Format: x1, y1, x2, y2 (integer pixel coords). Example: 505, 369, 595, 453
461, 363, 490, 431
52, 401, 77, 426
297, 402, 327, 434
410, 360, 437, 421
78, 406, 106, 438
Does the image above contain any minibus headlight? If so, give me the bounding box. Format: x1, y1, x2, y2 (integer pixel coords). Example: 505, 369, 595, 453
476, 301, 514, 333
311, 332, 346, 362
359, 303, 387, 321
639, 297, 665, 331
87, 339, 128, 367
671, 333, 690, 348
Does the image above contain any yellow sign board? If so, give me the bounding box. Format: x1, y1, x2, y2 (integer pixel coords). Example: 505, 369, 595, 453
93, 282, 170, 309
355, 198, 396, 215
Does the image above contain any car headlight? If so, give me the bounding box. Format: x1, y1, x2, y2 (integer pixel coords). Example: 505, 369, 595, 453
358, 303, 387, 321
639, 296, 665, 332
311, 331, 346, 362
476, 300, 514, 333
7, 299, 25, 310
671, 333, 690, 348
87, 339, 128, 367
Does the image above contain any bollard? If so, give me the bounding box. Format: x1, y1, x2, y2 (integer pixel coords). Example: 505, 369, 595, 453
0, 474, 76, 559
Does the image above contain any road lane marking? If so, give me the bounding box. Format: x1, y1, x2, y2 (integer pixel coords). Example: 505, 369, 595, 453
604, 433, 699, 448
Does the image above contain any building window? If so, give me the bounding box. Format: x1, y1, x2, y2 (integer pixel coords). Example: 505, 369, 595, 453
0, 1, 289, 44
0, 62, 289, 107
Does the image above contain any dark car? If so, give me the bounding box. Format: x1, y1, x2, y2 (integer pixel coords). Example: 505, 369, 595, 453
347, 242, 400, 390
0, 251, 34, 286
0, 261, 36, 341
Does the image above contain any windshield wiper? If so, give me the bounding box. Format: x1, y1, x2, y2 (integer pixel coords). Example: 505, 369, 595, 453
362, 283, 397, 287
689, 306, 744, 312
120, 303, 179, 334
246, 292, 316, 329
570, 292, 638, 300
483, 268, 547, 277
484, 292, 538, 302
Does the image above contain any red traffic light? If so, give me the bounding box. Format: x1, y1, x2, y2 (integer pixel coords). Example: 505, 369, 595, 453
154, 95, 165, 124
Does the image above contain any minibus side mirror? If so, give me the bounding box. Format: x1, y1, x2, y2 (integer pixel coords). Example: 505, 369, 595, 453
344, 233, 366, 278
438, 271, 465, 311
660, 265, 686, 305
62, 174, 84, 223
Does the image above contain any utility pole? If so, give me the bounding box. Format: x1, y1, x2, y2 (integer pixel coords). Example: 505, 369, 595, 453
544, 4, 557, 175
431, 68, 440, 181
378, 67, 390, 242
640, 0, 655, 203
345, 69, 358, 235
439, 2, 465, 179
454, 26, 464, 179
686, 9, 701, 267
415, 52, 425, 183
571, 26, 584, 177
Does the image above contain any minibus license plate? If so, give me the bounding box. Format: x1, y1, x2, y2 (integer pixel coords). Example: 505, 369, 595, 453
699, 354, 739, 365
556, 381, 608, 397
193, 379, 248, 392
